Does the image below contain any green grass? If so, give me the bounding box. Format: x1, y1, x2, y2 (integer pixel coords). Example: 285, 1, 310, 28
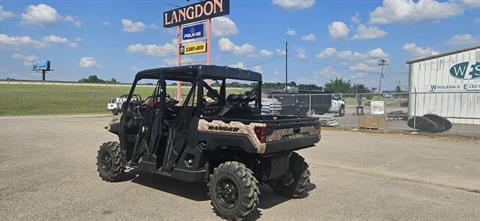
0, 84, 247, 116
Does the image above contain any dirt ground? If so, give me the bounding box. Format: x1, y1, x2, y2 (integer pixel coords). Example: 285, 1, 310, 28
1, 115, 479, 221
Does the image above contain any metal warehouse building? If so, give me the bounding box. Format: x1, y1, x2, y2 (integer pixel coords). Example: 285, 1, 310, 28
407, 45, 480, 125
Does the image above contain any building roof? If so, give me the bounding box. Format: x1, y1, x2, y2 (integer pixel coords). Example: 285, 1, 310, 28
135, 65, 262, 82
406, 44, 480, 64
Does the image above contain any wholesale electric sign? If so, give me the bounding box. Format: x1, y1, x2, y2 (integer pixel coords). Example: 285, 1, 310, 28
163, 0, 230, 28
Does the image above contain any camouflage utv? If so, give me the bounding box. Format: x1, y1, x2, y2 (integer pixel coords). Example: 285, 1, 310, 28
98, 65, 321, 220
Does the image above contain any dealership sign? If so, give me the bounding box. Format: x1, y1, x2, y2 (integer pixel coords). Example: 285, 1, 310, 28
180, 41, 207, 55
163, 0, 229, 28
449, 61, 480, 80
182, 23, 204, 40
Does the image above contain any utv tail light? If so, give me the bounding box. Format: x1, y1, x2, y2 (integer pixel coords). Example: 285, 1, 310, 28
254, 127, 266, 143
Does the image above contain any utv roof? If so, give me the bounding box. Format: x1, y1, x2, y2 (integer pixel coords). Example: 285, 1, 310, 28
135, 65, 262, 82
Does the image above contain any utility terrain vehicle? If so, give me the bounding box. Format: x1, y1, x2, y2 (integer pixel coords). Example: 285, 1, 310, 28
98, 65, 321, 220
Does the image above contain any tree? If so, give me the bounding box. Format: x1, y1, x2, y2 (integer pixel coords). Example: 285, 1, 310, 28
351, 84, 371, 93
324, 77, 351, 93
79, 75, 105, 83
110, 78, 119, 84
395, 85, 402, 93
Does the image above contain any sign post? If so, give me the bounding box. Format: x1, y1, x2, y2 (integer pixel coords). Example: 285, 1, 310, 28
32, 60, 52, 81
164, 0, 230, 101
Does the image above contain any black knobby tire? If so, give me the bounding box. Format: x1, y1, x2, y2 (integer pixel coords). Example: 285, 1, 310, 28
407, 116, 443, 133
339, 106, 346, 117
423, 114, 452, 131
97, 141, 124, 182
270, 152, 310, 198
208, 161, 260, 220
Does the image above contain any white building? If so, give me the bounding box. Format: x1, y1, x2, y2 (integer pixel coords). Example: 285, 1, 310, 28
407, 45, 480, 125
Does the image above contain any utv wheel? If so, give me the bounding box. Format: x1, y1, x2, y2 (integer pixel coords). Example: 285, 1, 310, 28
270, 152, 310, 198
208, 161, 259, 220
97, 141, 124, 182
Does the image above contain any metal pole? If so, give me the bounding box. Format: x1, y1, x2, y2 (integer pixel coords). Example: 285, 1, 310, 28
413, 87, 417, 134
176, 25, 182, 102
207, 18, 211, 65
42, 70, 46, 81
285, 41, 288, 93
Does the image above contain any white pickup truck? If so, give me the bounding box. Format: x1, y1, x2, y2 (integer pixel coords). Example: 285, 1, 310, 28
107, 94, 141, 115
329, 95, 345, 117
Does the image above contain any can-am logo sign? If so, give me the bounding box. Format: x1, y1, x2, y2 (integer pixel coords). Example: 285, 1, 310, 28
449, 61, 480, 80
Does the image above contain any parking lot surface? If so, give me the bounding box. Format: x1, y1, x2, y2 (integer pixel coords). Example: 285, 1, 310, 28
1, 115, 479, 220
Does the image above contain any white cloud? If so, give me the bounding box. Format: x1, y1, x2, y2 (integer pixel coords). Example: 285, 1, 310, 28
21, 4, 60, 25
403, 42, 439, 57
366, 48, 389, 59
296, 46, 307, 59
318, 65, 339, 78
337, 50, 353, 59
447, 34, 480, 46
0, 5, 14, 21
42, 35, 69, 44
0, 33, 44, 48
301, 33, 317, 42
63, 15, 81, 27
351, 13, 361, 24
286, 27, 296, 35
259, 49, 273, 57
276, 48, 286, 56
79, 57, 100, 68
351, 24, 387, 40
21, 4, 81, 27
212, 17, 239, 37
229, 62, 245, 69
369, 0, 466, 24
464, 0, 480, 7
121, 19, 146, 32
218, 37, 255, 55
12, 53, 37, 66
316, 47, 337, 58
272, 0, 316, 9
328, 21, 350, 40
126, 39, 176, 57
41, 35, 78, 48
349, 62, 378, 73
252, 65, 262, 73
102, 21, 110, 26
68, 42, 78, 48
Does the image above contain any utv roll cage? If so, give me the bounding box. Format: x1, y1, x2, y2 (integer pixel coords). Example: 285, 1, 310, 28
123, 65, 262, 112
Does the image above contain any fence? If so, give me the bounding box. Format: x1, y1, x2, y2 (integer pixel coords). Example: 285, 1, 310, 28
269, 92, 480, 138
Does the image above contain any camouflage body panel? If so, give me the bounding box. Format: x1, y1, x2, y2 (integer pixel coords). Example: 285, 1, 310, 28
300, 126, 320, 136
198, 119, 320, 153
266, 128, 293, 142
198, 119, 267, 153
105, 113, 122, 134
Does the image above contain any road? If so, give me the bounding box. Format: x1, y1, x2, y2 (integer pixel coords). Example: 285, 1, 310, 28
1, 115, 479, 220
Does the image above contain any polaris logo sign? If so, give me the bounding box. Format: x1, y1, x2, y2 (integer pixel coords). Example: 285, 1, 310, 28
449, 61, 480, 80
182, 23, 204, 40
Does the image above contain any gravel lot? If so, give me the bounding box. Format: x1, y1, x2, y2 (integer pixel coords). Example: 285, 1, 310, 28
1, 115, 479, 221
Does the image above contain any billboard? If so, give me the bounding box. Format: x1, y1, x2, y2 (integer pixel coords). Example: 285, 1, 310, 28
182, 23, 204, 40
163, 0, 229, 28
180, 41, 207, 55
33, 60, 50, 71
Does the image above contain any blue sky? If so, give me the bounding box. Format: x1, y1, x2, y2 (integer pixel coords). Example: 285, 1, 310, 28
0, 0, 479, 90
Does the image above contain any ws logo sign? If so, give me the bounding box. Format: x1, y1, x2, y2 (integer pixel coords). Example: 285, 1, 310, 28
449, 62, 480, 80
